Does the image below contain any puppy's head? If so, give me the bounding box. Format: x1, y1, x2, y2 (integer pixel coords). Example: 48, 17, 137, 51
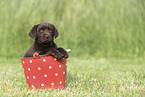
29, 22, 59, 44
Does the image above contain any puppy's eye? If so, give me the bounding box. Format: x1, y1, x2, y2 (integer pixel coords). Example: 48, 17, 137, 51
39, 28, 44, 32
48, 28, 52, 31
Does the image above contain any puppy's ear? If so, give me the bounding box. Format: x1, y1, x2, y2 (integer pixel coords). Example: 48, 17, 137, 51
52, 24, 59, 38
29, 24, 39, 39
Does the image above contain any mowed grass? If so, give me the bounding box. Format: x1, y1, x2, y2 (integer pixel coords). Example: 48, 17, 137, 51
0, 57, 144, 96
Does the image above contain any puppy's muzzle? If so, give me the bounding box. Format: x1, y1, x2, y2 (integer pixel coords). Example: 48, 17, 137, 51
44, 33, 51, 41
45, 34, 49, 39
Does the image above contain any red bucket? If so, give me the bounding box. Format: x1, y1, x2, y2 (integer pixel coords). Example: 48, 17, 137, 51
21, 53, 67, 89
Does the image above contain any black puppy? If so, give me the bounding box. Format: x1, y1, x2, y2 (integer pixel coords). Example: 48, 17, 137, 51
23, 22, 69, 59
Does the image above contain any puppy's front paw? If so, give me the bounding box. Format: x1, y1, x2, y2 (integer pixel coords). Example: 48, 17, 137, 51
64, 52, 69, 59
50, 50, 62, 59
57, 48, 69, 59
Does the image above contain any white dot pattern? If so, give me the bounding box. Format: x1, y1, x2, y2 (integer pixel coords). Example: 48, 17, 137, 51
63, 72, 65, 74
55, 73, 58, 76
51, 83, 54, 86
27, 76, 29, 79
28, 68, 30, 71
41, 83, 44, 86
49, 66, 52, 69
43, 59, 46, 62
22, 57, 66, 89
32, 85, 34, 87
33, 76, 36, 79
38, 67, 41, 70
30, 60, 32, 63
44, 74, 47, 77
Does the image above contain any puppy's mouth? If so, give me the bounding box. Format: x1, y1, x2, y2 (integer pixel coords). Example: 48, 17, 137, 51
36, 36, 53, 46
43, 35, 52, 42
42, 41, 51, 45
42, 38, 52, 42
41, 39, 50, 43
41, 37, 53, 45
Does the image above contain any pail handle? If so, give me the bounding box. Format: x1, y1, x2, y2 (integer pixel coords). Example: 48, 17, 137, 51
33, 52, 39, 58
66, 49, 71, 53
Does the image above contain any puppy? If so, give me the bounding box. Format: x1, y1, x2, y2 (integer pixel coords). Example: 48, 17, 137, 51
23, 22, 69, 59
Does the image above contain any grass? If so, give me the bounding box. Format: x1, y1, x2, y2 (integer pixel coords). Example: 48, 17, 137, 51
0, 57, 144, 96
0, 0, 145, 96
0, 0, 145, 58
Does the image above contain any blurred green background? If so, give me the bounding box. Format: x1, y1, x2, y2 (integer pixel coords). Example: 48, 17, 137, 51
0, 0, 145, 58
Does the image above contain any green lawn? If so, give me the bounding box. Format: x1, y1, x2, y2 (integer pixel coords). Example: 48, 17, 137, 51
0, 0, 145, 96
0, 57, 144, 96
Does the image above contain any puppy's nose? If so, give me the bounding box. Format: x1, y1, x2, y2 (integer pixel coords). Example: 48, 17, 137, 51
45, 34, 49, 39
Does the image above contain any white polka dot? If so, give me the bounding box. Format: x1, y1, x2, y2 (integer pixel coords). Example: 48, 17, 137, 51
55, 73, 58, 76
30, 60, 32, 63
28, 68, 30, 71
65, 64, 67, 66
41, 83, 44, 86
59, 65, 61, 68
23, 61, 25, 64
27, 76, 29, 79
43, 59, 46, 62
31, 85, 34, 87
38, 67, 41, 70
33, 76, 36, 79
63, 71, 65, 74
49, 66, 52, 69
60, 81, 62, 84
54, 58, 57, 61
44, 74, 47, 77
51, 83, 54, 86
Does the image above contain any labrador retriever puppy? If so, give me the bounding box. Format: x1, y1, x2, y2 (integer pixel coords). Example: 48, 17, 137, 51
23, 22, 69, 59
